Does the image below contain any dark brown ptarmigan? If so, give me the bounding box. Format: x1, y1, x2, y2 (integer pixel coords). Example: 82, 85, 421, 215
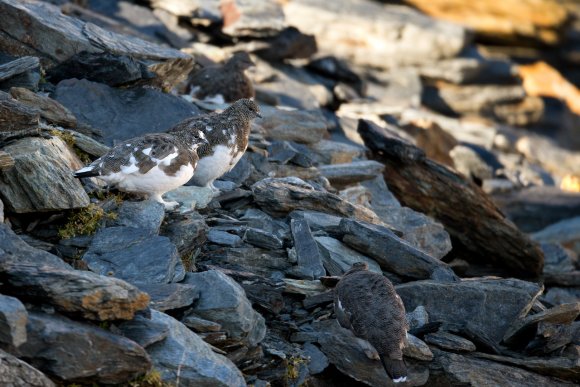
334, 262, 409, 383
74, 99, 260, 208
188, 51, 255, 103
167, 98, 261, 190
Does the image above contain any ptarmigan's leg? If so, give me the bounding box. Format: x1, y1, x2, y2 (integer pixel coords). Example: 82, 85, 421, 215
151, 193, 179, 211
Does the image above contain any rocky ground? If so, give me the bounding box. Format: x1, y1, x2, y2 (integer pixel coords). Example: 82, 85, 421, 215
1, 0, 580, 386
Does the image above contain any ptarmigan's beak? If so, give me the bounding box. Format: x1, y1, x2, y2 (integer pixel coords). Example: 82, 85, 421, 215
256, 112, 262, 119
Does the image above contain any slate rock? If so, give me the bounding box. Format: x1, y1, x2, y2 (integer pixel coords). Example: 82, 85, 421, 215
303, 342, 329, 375
113, 200, 165, 234
0, 90, 39, 134
207, 229, 243, 247
117, 313, 170, 349
424, 332, 476, 352
255, 26, 317, 61
17, 311, 151, 384
290, 210, 343, 233
182, 270, 266, 346
319, 160, 384, 188
315, 236, 382, 276
0, 349, 55, 387
244, 227, 284, 250
181, 313, 223, 333
540, 243, 576, 275
544, 288, 580, 306
160, 211, 208, 257
256, 106, 328, 144
146, 310, 246, 387
163, 186, 214, 212
309, 139, 365, 165
9, 87, 76, 127
404, 333, 434, 361
290, 219, 326, 280
0, 55, 41, 91
221, 0, 285, 38
532, 217, 580, 256
0, 137, 89, 213
53, 79, 199, 146
137, 283, 200, 312
0, 294, 27, 349
83, 226, 185, 285
339, 218, 457, 280
396, 278, 543, 344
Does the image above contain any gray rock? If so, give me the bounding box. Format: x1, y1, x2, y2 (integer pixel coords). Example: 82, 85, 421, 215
309, 139, 365, 165
290, 219, 326, 280
0, 197, 3, 223
540, 243, 576, 274
17, 311, 151, 384
0, 137, 89, 213
0, 349, 55, 387
285, 0, 467, 69
404, 333, 434, 361
83, 226, 185, 285
182, 270, 266, 347
137, 283, 200, 312
532, 217, 580, 256
9, 87, 76, 127
290, 210, 343, 233
146, 310, 246, 387
244, 228, 284, 250
113, 200, 165, 234
255, 26, 317, 61
181, 313, 222, 333
0, 225, 149, 321
450, 144, 495, 182
0, 294, 27, 349
319, 160, 384, 188
53, 79, 199, 146
303, 343, 329, 375
340, 218, 457, 280
256, 107, 328, 144
0, 90, 39, 134
163, 186, 214, 212
315, 236, 382, 276
396, 278, 543, 344
207, 229, 243, 247
406, 305, 429, 331
0, 56, 40, 91
221, 0, 285, 38
206, 246, 292, 278
161, 211, 208, 258
117, 314, 169, 349
0, 0, 192, 87
424, 332, 476, 352
543, 288, 580, 306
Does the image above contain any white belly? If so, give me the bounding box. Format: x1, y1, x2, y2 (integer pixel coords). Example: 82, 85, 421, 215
101, 163, 195, 195
190, 145, 244, 187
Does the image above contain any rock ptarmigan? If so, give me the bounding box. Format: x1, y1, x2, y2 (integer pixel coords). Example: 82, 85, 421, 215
167, 98, 261, 190
188, 51, 255, 103
334, 262, 409, 383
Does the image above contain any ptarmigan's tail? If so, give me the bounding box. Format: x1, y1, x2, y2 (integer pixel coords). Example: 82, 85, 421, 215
380, 355, 407, 383
74, 165, 99, 178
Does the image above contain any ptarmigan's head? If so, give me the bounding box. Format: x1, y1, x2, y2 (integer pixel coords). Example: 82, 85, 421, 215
231, 98, 261, 120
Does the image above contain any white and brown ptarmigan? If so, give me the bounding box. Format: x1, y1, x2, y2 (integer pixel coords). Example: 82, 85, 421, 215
167, 98, 261, 190
188, 51, 255, 104
334, 262, 409, 384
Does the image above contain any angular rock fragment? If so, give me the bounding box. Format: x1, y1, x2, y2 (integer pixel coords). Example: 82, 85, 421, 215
256, 107, 328, 144
137, 283, 200, 312
0, 56, 40, 89
533, 217, 580, 256
17, 311, 151, 384
244, 227, 284, 250
117, 314, 170, 349
0, 91, 39, 134
207, 229, 243, 247
0, 349, 55, 387
404, 334, 434, 361
0, 136, 89, 213
319, 160, 384, 188
339, 218, 457, 280
290, 219, 326, 280
113, 200, 165, 234
161, 211, 208, 258
221, 0, 286, 38
424, 332, 476, 352
315, 236, 382, 276
0, 294, 27, 349
255, 27, 317, 61
309, 139, 364, 165
182, 270, 266, 346
9, 87, 76, 127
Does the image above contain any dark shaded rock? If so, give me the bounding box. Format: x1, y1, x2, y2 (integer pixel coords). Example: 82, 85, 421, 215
244, 227, 284, 250
319, 160, 384, 188
0, 136, 89, 213
404, 334, 434, 361
540, 243, 576, 274
315, 236, 382, 276
424, 332, 476, 352
0, 294, 27, 349
359, 118, 545, 277
290, 219, 326, 280
533, 217, 580, 256
544, 288, 580, 306
396, 278, 543, 344
137, 283, 200, 312
267, 140, 314, 168
0, 91, 39, 134
181, 313, 222, 333
0, 349, 55, 387
113, 200, 165, 234
339, 218, 457, 280
252, 177, 381, 224
207, 229, 243, 247
525, 321, 578, 355
0, 225, 150, 321
117, 314, 169, 349
83, 226, 184, 285
0, 0, 192, 87
290, 210, 342, 233
203, 246, 292, 278
256, 107, 328, 144
182, 270, 266, 346
303, 342, 329, 375
429, 350, 574, 386
147, 310, 246, 387
307, 55, 365, 95
9, 87, 76, 127
53, 79, 199, 146
255, 27, 317, 61
47, 51, 151, 87
0, 56, 40, 91
160, 211, 208, 257
17, 311, 151, 384
309, 139, 364, 165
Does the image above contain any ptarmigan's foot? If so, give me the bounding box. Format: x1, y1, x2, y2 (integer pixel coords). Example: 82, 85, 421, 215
151, 194, 180, 211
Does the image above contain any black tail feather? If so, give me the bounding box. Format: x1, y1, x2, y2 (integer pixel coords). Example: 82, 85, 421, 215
74, 170, 99, 178
379, 355, 407, 383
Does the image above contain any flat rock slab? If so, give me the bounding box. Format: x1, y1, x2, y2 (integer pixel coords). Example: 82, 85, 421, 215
182, 270, 266, 347
358, 118, 544, 277
17, 311, 151, 385
137, 283, 200, 312
255, 107, 328, 144
9, 87, 76, 127
0, 89, 39, 134
0, 294, 27, 348
53, 79, 200, 146
0, 225, 149, 321
290, 219, 326, 279
0, 0, 192, 87
319, 160, 385, 188
0, 136, 89, 213
339, 218, 457, 281
161, 211, 208, 257
0, 349, 55, 387
117, 314, 170, 349
252, 177, 381, 224
243, 227, 284, 250
396, 278, 543, 344
424, 331, 476, 352
532, 217, 580, 256
315, 236, 382, 276
207, 229, 243, 247
404, 333, 434, 361
113, 200, 165, 234
146, 311, 246, 387
83, 226, 185, 285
